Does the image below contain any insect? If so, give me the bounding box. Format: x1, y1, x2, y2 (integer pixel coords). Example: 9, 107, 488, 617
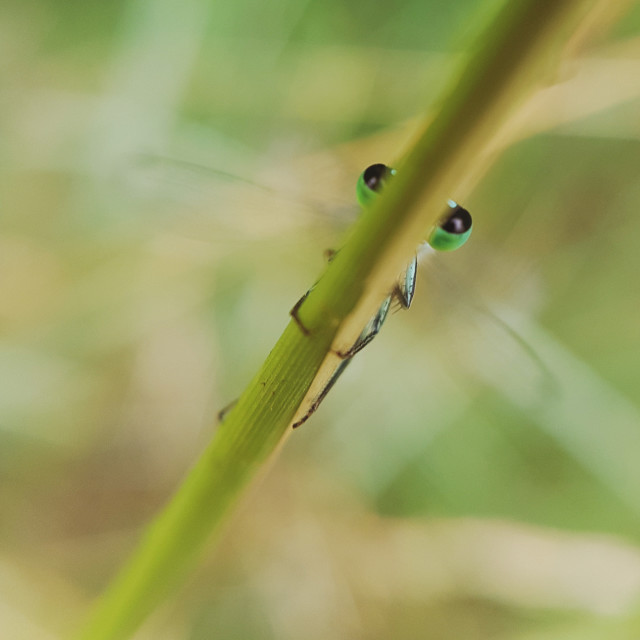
290, 163, 472, 428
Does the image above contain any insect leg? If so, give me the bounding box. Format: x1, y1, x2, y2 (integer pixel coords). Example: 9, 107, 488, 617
292, 358, 352, 428
290, 288, 312, 336
333, 295, 392, 359
217, 398, 238, 422
396, 255, 418, 310
333, 254, 417, 359
290, 248, 338, 336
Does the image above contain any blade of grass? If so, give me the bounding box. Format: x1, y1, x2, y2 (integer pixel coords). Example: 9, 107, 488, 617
72, 0, 622, 638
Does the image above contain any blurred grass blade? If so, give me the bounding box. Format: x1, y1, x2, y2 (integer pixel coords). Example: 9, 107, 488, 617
72, 0, 623, 638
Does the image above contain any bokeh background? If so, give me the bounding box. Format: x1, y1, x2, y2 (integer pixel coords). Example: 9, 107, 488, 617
2, 0, 640, 638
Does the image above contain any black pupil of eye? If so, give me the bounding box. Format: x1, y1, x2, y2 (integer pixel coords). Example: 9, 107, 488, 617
441, 206, 472, 235
363, 163, 391, 192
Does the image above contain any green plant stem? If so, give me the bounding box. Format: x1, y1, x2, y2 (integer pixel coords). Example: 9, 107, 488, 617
73, 0, 610, 638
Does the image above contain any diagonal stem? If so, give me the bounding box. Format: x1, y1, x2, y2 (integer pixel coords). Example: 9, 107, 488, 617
72, 1, 619, 638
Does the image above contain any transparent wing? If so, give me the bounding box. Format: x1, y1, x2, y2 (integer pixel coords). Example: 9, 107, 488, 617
118, 149, 360, 250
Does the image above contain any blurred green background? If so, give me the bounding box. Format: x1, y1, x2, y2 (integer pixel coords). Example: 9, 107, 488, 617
2, 0, 640, 638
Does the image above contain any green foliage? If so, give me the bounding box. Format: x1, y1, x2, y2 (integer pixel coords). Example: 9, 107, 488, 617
1, 0, 639, 639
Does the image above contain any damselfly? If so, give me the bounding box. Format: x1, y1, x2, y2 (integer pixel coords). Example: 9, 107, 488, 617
290, 163, 472, 428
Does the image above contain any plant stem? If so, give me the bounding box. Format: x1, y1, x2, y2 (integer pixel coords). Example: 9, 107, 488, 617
73, 0, 612, 638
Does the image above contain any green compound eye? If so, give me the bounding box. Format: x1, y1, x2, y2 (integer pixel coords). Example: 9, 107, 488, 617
356, 163, 396, 207
428, 200, 473, 251
356, 164, 472, 251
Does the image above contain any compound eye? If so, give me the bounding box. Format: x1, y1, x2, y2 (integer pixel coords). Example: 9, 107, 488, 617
356, 163, 396, 207
428, 202, 472, 251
